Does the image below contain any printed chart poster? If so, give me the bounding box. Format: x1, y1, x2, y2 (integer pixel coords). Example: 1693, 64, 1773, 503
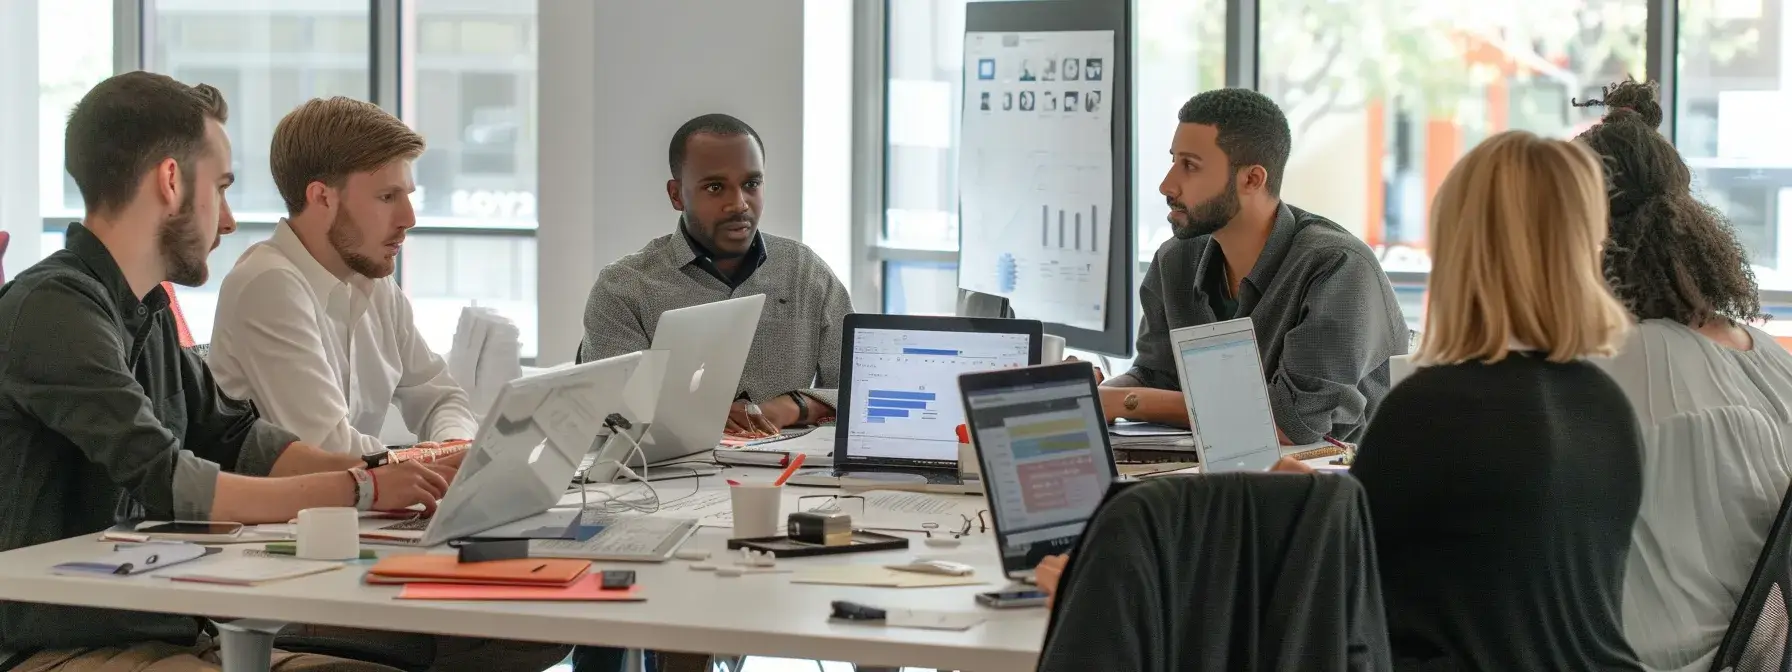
959, 30, 1115, 331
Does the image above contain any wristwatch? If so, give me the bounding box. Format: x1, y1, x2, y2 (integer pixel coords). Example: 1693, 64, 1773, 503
1123, 393, 1141, 412
788, 391, 811, 426
362, 450, 394, 470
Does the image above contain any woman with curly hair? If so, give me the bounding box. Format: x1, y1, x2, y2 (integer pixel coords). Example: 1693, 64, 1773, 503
1579, 79, 1792, 672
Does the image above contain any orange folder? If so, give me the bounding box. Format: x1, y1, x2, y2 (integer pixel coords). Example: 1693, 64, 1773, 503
367, 555, 590, 586
398, 574, 645, 602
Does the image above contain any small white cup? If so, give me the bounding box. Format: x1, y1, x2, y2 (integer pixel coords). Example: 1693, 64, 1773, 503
1043, 334, 1067, 364
729, 484, 782, 539
296, 507, 361, 560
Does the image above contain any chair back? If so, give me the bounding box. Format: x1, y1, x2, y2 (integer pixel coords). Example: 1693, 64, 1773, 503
1038, 474, 1391, 672
1713, 478, 1792, 672
162, 282, 196, 348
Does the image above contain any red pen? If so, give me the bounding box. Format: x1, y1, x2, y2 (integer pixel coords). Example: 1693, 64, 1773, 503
955, 424, 970, 444
1321, 436, 1351, 451
773, 453, 807, 487
726, 479, 742, 487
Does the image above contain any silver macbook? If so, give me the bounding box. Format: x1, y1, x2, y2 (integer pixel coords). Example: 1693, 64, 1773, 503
631, 294, 765, 464
359, 350, 667, 546
1168, 317, 1282, 473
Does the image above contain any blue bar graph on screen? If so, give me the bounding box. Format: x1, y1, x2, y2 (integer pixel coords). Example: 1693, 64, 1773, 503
865, 389, 936, 423
900, 348, 960, 356
867, 390, 938, 401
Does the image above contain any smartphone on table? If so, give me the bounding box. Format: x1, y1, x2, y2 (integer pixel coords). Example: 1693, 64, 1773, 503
133, 521, 245, 542
975, 588, 1048, 609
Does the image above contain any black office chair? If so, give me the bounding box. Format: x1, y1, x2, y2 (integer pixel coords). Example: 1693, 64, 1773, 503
1712, 477, 1792, 672
1038, 474, 1391, 672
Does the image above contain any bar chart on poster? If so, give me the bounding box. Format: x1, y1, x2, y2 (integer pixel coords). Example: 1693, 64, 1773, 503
958, 29, 1116, 332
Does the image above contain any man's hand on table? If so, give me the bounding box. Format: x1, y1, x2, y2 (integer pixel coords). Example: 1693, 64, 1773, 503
724, 398, 786, 438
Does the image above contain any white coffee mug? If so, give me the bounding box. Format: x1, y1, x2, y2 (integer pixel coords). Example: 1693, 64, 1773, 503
296, 507, 360, 560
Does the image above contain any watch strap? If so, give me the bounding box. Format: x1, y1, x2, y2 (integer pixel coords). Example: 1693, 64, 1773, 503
788, 391, 810, 426
348, 467, 375, 511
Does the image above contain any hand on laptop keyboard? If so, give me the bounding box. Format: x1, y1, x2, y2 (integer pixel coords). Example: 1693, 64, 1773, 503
370, 460, 453, 514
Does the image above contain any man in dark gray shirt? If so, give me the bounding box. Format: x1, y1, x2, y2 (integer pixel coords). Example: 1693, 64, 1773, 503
1101, 89, 1407, 444
0, 72, 455, 672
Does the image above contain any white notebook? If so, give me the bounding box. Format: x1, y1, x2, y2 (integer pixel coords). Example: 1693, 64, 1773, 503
161, 554, 343, 586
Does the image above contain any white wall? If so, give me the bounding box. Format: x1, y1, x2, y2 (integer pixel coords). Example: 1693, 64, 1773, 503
538, 0, 810, 365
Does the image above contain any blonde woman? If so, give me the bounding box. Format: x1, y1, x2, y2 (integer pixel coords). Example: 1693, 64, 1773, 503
1277, 130, 1644, 670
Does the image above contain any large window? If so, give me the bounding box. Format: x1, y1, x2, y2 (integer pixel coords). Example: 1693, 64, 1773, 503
1676, 0, 1788, 291
402, 0, 539, 357
144, 1, 374, 343
1261, 0, 1647, 278
879, 0, 1223, 315
116, 0, 540, 357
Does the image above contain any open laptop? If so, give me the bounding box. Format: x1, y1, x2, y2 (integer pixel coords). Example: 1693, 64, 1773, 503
793, 314, 1039, 488
959, 361, 1120, 581
360, 350, 666, 546
1169, 317, 1282, 473
626, 294, 765, 465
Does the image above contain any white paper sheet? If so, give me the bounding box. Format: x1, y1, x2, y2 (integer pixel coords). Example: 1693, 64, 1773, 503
958, 30, 1117, 331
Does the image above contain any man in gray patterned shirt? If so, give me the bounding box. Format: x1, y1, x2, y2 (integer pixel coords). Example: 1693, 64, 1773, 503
579, 114, 852, 437
1101, 89, 1407, 444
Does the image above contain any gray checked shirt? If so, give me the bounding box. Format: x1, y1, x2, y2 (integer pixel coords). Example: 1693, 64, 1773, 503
579, 226, 853, 411
1114, 203, 1408, 443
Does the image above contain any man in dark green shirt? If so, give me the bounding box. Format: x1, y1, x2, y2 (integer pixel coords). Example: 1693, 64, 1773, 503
0, 72, 456, 672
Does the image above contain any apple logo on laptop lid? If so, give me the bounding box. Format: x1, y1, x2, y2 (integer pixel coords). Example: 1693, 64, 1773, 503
691, 363, 706, 393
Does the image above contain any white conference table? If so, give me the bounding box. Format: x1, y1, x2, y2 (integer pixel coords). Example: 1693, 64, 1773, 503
0, 480, 1047, 672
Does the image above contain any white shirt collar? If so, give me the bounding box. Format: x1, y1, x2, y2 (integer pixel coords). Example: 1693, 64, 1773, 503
271, 219, 376, 301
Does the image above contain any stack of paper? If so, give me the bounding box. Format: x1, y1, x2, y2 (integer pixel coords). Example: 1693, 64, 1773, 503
449, 307, 523, 418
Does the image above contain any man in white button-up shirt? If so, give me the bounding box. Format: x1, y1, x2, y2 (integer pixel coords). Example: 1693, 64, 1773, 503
209, 97, 480, 457
206, 97, 570, 672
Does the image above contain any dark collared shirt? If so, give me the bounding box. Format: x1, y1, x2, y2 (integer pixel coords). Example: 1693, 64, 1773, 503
680, 221, 769, 289
1116, 203, 1408, 444
0, 224, 297, 652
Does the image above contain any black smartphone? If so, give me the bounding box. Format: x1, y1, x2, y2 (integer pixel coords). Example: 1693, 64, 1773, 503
975, 589, 1048, 609
599, 570, 636, 590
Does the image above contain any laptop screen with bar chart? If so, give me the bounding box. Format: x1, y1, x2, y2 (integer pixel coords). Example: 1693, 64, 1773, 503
834, 314, 1041, 471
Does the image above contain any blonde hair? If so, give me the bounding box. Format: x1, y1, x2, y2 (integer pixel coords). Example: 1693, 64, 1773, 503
270, 96, 424, 215
1418, 130, 1630, 365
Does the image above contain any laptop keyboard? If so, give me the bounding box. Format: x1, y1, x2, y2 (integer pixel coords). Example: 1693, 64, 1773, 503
532, 513, 696, 561
380, 516, 431, 531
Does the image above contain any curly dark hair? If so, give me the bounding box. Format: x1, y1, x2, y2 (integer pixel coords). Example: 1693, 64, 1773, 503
1573, 79, 1766, 326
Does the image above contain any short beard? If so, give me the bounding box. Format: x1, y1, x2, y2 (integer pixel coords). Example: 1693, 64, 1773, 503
328, 208, 395, 278
159, 189, 208, 287
1171, 172, 1242, 240
683, 212, 754, 260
